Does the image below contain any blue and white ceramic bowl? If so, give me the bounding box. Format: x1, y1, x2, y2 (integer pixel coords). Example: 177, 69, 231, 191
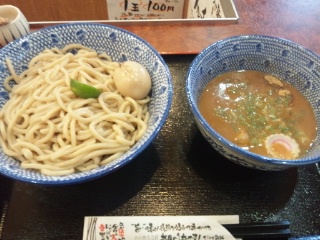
186, 35, 320, 171
0, 23, 173, 184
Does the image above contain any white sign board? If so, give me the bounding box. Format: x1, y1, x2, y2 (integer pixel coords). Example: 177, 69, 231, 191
186, 0, 225, 18
106, 0, 185, 20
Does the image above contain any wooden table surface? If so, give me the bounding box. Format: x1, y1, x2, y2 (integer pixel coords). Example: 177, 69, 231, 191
1, 1, 320, 239
90, 0, 320, 55
5, 0, 320, 55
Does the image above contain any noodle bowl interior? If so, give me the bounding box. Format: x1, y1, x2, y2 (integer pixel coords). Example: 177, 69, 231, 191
0, 44, 151, 176
198, 70, 317, 160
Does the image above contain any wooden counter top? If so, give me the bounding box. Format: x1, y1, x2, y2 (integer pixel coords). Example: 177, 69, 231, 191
4, 0, 320, 55
114, 0, 320, 55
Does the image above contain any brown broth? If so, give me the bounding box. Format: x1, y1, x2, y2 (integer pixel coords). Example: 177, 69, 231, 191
198, 70, 317, 159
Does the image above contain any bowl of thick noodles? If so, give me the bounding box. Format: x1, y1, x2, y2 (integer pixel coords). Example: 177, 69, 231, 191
186, 35, 320, 171
0, 23, 173, 184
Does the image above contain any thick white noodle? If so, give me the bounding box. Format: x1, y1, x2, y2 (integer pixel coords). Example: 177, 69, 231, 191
0, 44, 150, 176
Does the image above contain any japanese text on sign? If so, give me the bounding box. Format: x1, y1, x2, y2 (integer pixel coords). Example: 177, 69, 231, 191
83, 215, 239, 240
106, 0, 185, 20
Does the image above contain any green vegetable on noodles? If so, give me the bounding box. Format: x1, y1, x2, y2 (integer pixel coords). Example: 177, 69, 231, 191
70, 79, 102, 99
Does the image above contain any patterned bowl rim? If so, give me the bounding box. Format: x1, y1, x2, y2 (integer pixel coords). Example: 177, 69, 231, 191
186, 34, 320, 167
0, 23, 173, 185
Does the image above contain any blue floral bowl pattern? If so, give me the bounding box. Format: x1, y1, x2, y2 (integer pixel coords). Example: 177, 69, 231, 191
0, 23, 173, 184
186, 35, 320, 171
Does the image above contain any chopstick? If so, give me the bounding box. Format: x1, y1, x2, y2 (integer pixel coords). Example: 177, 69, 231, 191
223, 220, 291, 239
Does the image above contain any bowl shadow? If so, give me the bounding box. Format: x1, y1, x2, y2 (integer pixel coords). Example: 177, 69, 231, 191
1, 144, 160, 239
7, 143, 159, 212
186, 129, 298, 210
58, 143, 159, 212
